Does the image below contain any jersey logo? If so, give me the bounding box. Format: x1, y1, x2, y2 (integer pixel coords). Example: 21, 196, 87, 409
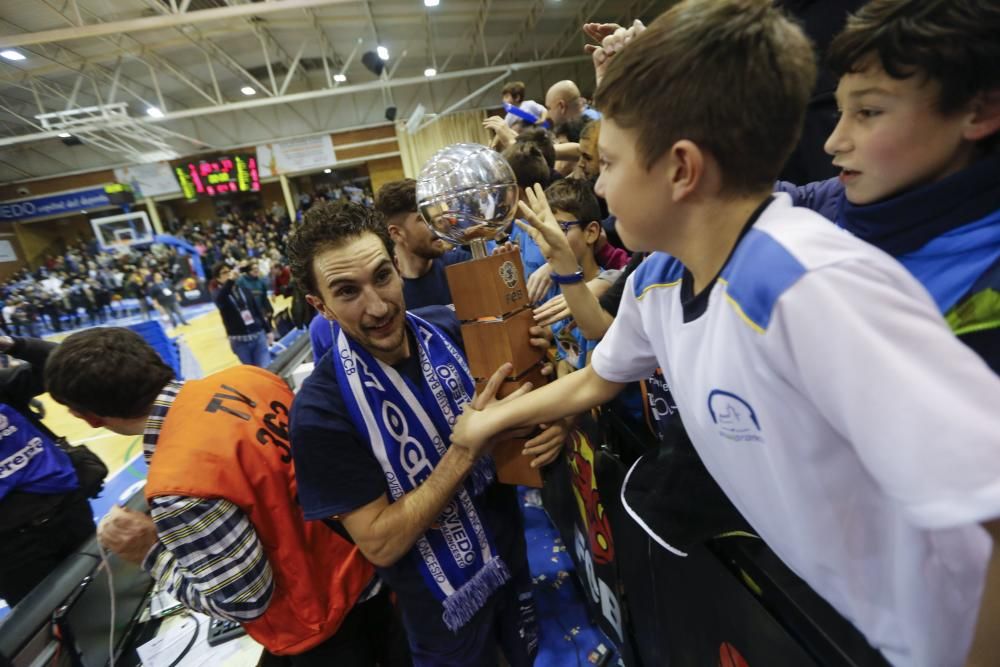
707, 390, 762, 443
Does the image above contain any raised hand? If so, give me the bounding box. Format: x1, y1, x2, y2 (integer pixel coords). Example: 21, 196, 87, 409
483, 115, 517, 151
584, 19, 647, 86
516, 183, 578, 275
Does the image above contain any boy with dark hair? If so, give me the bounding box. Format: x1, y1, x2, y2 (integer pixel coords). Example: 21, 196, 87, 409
501, 80, 545, 128
533, 178, 615, 370
453, 1, 1000, 665
777, 0, 1000, 372
46, 327, 400, 666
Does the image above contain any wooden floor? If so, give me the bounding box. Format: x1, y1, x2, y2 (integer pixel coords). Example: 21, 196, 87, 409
38, 304, 255, 479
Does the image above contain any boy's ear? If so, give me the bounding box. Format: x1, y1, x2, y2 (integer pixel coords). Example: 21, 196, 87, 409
583, 221, 602, 245
964, 89, 1000, 142
666, 140, 704, 202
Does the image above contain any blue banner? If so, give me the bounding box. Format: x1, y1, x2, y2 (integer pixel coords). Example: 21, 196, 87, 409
0, 187, 112, 222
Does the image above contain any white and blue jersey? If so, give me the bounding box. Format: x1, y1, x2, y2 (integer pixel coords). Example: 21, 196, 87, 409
591, 194, 1000, 667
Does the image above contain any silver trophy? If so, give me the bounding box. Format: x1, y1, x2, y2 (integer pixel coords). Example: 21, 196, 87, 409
415, 143, 519, 259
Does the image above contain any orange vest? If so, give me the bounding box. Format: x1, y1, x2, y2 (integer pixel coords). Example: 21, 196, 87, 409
145, 366, 374, 655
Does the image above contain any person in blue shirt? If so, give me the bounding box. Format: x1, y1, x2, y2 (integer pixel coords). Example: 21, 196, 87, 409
775, 0, 1000, 372
374, 179, 471, 311
0, 335, 99, 606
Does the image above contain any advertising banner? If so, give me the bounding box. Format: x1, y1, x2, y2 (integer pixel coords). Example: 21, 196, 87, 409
257, 135, 337, 177
114, 162, 181, 198
0, 187, 111, 222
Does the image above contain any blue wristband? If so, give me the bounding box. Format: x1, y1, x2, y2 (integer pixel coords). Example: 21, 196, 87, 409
550, 268, 585, 285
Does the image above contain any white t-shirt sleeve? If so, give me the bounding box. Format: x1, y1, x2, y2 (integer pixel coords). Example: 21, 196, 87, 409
769, 259, 1000, 530
590, 273, 660, 383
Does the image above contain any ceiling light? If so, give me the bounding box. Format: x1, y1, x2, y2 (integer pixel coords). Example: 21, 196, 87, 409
424, 67, 437, 77
58, 132, 71, 138
376, 45, 389, 61
146, 106, 164, 118
324, 168, 332, 174
333, 73, 347, 82
424, 0, 440, 6
241, 86, 256, 96
0, 50, 26, 61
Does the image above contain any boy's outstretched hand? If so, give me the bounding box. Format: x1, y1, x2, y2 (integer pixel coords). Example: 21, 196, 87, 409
517, 183, 579, 276
452, 362, 531, 458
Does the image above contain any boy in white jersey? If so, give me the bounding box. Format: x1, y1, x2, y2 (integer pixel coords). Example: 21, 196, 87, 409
449, 1, 1000, 665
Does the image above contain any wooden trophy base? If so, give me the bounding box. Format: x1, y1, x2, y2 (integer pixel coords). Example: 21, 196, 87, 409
448, 252, 547, 488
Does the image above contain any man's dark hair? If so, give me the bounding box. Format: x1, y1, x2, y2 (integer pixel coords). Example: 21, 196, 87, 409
515, 128, 556, 169
501, 80, 526, 103
828, 0, 1000, 115
286, 200, 393, 295
46, 327, 175, 419
502, 143, 550, 190
211, 261, 230, 279
553, 119, 587, 143
375, 179, 417, 220
595, 0, 816, 194
544, 178, 602, 224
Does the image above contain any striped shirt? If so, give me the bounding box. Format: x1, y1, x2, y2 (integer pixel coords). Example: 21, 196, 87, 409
139, 380, 274, 622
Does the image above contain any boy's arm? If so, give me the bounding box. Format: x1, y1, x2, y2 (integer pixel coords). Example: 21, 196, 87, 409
451, 365, 624, 455
516, 185, 615, 340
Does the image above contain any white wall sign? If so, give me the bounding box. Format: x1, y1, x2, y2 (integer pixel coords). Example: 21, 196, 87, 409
0, 240, 17, 263
257, 135, 337, 177
114, 162, 182, 198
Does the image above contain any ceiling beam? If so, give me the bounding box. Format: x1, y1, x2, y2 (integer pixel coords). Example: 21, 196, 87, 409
0, 56, 588, 149
0, 0, 359, 49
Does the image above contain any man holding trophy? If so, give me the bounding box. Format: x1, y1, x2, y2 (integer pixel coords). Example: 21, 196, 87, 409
288, 145, 564, 666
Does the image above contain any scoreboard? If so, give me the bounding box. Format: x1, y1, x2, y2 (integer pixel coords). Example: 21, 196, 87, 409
174, 154, 260, 198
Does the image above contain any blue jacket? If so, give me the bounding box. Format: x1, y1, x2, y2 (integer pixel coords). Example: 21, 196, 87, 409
777, 158, 1000, 373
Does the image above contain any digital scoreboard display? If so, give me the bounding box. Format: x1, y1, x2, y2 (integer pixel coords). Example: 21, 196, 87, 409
174, 154, 260, 198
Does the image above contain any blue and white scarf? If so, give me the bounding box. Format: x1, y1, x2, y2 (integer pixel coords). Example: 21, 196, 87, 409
332, 312, 510, 631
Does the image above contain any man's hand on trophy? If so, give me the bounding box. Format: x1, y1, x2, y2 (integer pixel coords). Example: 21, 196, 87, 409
522, 418, 571, 468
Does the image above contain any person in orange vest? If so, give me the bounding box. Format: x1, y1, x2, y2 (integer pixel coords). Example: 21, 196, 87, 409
44, 327, 411, 667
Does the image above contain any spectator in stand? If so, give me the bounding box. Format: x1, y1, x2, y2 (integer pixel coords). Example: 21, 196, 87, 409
212, 262, 273, 368
501, 81, 547, 128
238, 260, 274, 323
150, 271, 190, 328
543, 80, 600, 126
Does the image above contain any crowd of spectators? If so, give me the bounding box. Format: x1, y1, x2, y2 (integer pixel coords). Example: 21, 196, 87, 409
0, 209, 289, 336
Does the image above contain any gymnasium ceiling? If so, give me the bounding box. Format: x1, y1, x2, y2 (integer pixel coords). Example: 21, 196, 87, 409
0, 0, 670, 186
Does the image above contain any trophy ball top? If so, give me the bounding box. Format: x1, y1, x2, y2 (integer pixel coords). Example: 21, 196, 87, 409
416, 143, 519, 247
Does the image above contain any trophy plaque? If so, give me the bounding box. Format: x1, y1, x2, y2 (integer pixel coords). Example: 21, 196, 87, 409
417, 143, 545, 487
